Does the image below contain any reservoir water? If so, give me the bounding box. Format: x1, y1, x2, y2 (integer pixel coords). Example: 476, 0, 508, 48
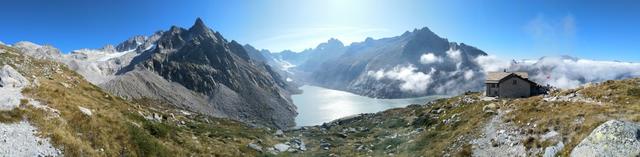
293, 85, 448, 126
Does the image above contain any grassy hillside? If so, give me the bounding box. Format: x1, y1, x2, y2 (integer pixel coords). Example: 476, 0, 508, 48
0, 45, 278, 156
268, 79, 640, 156
2, 44, 639, 156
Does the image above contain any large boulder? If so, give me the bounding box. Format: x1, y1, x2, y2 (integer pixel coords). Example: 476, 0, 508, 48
570, 120, 640, 157
0, 65, 29, 88
0, 65, 29, 110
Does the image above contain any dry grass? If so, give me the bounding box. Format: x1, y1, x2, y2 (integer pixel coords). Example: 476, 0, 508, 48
4, 43, 640, 156
286, 93, 491, 157
0, 45, 276, 156
410, 94, 491, 156
503, 78, 640, 156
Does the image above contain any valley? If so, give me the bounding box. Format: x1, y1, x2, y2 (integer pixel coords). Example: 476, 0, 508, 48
0, 16, 639, 157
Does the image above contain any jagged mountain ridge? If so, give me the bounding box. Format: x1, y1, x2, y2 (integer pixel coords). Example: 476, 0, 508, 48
112, 18, 297, 128
12, 18, 298, 129
261, 27, 488, 98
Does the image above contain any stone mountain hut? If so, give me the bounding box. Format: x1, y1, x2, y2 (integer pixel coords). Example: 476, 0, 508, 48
485, 71, 548, 98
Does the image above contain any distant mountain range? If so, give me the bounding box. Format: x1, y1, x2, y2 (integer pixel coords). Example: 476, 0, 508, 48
11, 18, 640, 129
254, 27, 488, 98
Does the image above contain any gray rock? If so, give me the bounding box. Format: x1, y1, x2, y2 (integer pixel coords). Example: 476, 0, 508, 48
0, 121, 61, 156
247, 143, 262, 152
0, 65, 30, 110
0, 65, 29, 88
320, 141, 332, 150
152, 113, 162, 122
570, 120, 640, 157
274, 129, 284, 137
77, 106, 92, 116
274, 143, 290, 152
543, 141, 564, 157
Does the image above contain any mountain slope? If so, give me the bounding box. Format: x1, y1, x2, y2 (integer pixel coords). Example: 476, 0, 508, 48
262, 77, 640, 156
0, 44, 281, 156
4, 42, 639, 156
114, 18, 297, 128
13, 18, 298, 129
272, 27, 488, 98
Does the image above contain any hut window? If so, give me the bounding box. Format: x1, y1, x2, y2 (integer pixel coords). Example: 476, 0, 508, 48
513, 80, 517, 85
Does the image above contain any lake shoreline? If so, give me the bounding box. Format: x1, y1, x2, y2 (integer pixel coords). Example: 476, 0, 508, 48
292, 85, 449, 126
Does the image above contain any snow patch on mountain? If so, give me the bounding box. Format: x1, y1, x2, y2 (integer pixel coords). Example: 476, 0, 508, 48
274, 58, 296, 72
97, 49, 135, 61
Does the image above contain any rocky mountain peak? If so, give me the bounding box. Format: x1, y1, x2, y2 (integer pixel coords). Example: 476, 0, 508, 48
316, 38, 344, 50
101, 44, 117, 52
411, 27, 440, 40
113, 18, 297, 128
116, 35, 146, 51
189, 18, 214, 38
193, 17, 206, 28
169, 26, 184, 34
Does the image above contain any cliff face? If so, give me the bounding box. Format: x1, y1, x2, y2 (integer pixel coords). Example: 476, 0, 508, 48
115, 18, 297, 128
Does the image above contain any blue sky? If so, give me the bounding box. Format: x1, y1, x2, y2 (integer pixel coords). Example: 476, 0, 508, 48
1, 0, 639, 61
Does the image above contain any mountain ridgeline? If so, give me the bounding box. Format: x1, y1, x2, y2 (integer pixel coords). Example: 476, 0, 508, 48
13, 18, 298, 129
256, 27, 488, 98
113, 18, 298, 128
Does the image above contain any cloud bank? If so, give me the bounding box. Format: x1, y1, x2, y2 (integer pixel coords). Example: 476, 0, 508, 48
367, 65, 435, 93
485, 56, 640, 88
419, 53, 442, 64
368, 54, 640, 95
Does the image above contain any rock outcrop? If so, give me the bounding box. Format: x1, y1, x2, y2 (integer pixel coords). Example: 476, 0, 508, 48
0, 65, 30, 110
0, 121, 61, 156
570, 120, 640, 157
0, 65, 29, 88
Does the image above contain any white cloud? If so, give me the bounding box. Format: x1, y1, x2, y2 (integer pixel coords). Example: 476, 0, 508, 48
367, 65, 434, 93
419, 53, 442, 64
475, 55, 640, 89
463, 70, 474, 80
446, 48, 462, 61
475, 55, 510, 72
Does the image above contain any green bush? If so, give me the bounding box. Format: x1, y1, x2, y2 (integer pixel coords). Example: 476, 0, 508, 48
627, 87, 640, 97
383, 118, 407, 128
144, 121, 170, 138
411, 114, 437, 128
129, 125, 169, 157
